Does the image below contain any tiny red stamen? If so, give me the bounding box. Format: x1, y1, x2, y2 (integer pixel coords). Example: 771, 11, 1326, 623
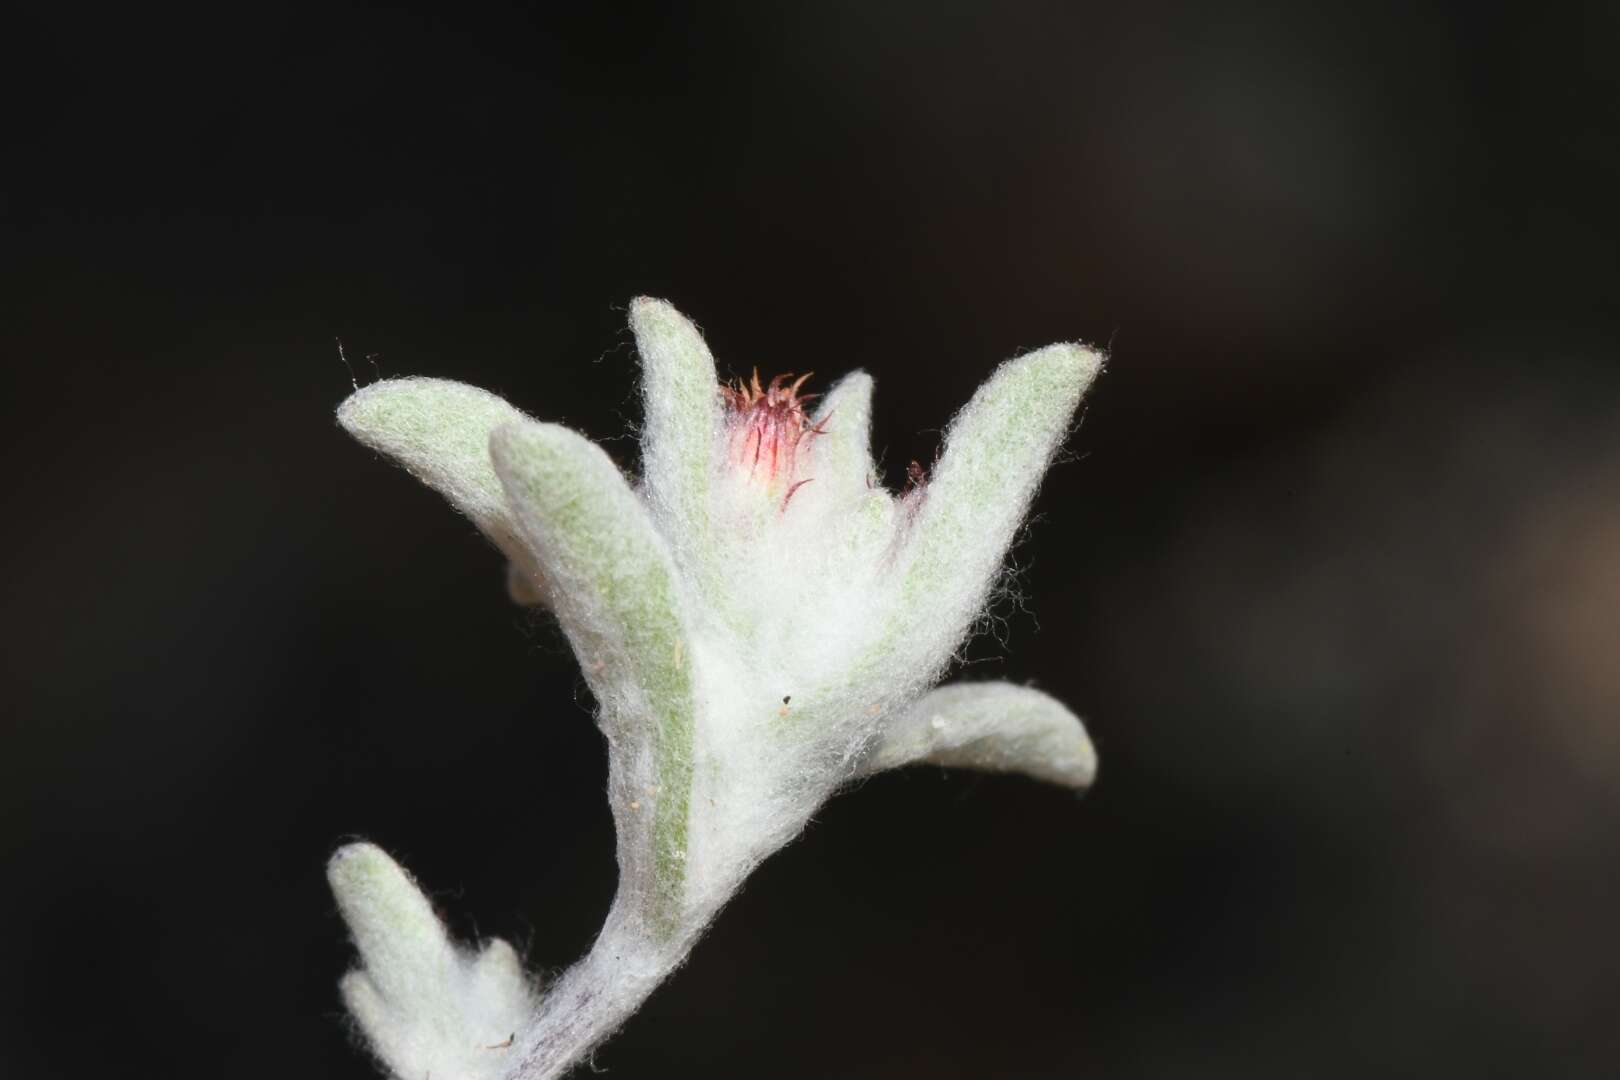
722, 368, 819, 487
781, 478, 814, 512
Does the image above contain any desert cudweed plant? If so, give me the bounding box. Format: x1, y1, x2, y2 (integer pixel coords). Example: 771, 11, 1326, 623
329, 299, 1103, 1078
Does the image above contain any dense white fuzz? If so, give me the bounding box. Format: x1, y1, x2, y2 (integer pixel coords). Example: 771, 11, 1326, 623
330, 844, 536, 1080
857, 681, 1098, 789
338, 377, 548, 603
490, 420, 697, 924
333, 301, 1104, 1079
631, 297, 723, 578
808, 370, 876, 497
889, 344, 1100, 683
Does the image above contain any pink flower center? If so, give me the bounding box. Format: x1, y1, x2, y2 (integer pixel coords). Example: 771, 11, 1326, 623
722, 370, 827, 492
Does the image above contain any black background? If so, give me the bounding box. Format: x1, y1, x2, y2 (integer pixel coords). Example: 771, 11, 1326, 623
7, 2, 1620, 1076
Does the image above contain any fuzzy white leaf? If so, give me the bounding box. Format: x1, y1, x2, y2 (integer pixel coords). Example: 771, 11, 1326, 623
338, 377, 547, 603
808, 370, 876, 499
329, 843, 535, 1080
858, 681, 1097, 789
490, 419, 696, 909
632, 297, 722, 572
889, 343, 1102, 679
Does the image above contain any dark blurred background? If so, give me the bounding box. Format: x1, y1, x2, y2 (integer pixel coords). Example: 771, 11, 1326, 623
5, 2, 1620, 1076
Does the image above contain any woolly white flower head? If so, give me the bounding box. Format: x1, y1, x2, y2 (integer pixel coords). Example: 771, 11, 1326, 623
329, 299, 1103, 1079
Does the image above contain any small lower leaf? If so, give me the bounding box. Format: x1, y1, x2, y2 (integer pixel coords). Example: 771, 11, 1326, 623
857, 681, 1097, 789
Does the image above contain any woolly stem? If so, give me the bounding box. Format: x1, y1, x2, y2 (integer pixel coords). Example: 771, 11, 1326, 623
506, 895, 705, 1080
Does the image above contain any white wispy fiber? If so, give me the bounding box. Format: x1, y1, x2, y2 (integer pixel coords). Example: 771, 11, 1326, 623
329, 298, 1104, 1079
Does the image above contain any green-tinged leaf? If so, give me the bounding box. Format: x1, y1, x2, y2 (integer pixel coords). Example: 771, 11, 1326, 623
328, 842, 455, 1001
631, 298, 721, 560
490, 420, 694, 925
338, 377, 525, 536
858, 681, 1096, 789
329, 844, 536, 1080
338, 377, 547, 597
809, 370, 876, 497
892, 344, 1101, 670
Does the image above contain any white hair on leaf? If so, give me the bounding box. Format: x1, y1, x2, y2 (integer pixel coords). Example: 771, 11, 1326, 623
328, 843, 536, 1080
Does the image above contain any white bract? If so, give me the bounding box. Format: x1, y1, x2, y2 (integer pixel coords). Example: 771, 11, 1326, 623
329, 299, 1103, 1079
